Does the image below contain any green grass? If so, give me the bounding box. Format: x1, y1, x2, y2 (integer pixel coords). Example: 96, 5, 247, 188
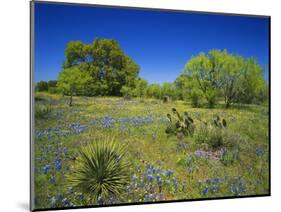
33, 92, 269, 209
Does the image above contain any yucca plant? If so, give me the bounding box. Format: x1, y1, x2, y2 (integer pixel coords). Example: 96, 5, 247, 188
68, 137, 130, 202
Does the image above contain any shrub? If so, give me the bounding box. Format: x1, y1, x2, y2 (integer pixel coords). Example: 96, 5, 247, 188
189, 89, 202, 108
194, 116, 227, 149
67, 137, 130, 201
220, 149, 239, 166
48, 87, 59, 94
163, 96, 170, 103
123, 95, 132, 100
206, 126, 224, 148
206, 90, 217, 108
35, 104, 52, 119
121, 85, 133, 100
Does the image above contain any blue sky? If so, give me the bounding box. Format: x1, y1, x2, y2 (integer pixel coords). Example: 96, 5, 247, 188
34, 2, 269, 84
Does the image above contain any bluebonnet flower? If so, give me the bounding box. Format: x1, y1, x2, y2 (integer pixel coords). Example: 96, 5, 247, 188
109, 197, 114, 204
97, 197, 103, 205
62, 198, 69, 206
230, 184, 239, 194
54, 158, 62, 171
166, 169, 173, 177
157, 160, 162, 165
173, 178, 179, 189
145, 194, 150, 202
152, 193, 157, 201
202, 186, 208, 195
195, 150, 202, 160
148, 174, 153, 182
56, 194, 63, 201
239, 181, 246, 193
156, 174, 161, 183
256, 148, 264, 157
206, 179, 211, 184
211, 184, 218, 193
214, 176, 221, 183
42, 165, 50, 174
101, 116, 115, 128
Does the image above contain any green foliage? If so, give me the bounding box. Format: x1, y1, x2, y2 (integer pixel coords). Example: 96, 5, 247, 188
68, 137, 130, 200
213, 115, 227, 128
35, 80, 59, 94
35, 104, 52, 119
184, 52, 217, 108
146, 84, 162, 99
194, 124, 223, 148
184, 49, 267, 107
132, 79, 148, 97
189, 88, 202, 107
161, 82, 178, 100
163, 96, 170, 103
220, 149, 239, 166
194, 116, 228, 148
57, 67, 92, 106
165, 108, 195, 138
35, 81, 48, 92
62, 38, 139, 96
120, 85, 133, 99
47, 80, 58, 93
234, 57, 267, 104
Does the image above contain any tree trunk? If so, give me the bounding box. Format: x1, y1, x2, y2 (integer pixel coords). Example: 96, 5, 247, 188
69, 95, 73, 107
225, 98, 231, 108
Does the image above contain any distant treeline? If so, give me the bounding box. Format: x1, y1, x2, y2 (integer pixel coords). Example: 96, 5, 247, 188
35, 38, 268, 108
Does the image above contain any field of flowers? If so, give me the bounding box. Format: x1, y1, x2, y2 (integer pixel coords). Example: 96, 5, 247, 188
33, 92, 269, 209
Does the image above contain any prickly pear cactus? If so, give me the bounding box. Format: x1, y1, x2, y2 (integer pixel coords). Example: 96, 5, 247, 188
165, 108, 195, 138
213, 115, 227, 128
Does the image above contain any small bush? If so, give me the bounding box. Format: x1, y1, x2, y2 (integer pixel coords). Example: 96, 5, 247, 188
35, 104, 52, 119
206, 90, 217, 108
48, 87, 59, 94
194, 118, 227, 149
67, 137, 130, 201
206, 127, 224, 148
123, 95, 132, 100
189, 89, 202, 108
220, 149, 238, 166
35, 96, 45, 101
163, 96, 170, 103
